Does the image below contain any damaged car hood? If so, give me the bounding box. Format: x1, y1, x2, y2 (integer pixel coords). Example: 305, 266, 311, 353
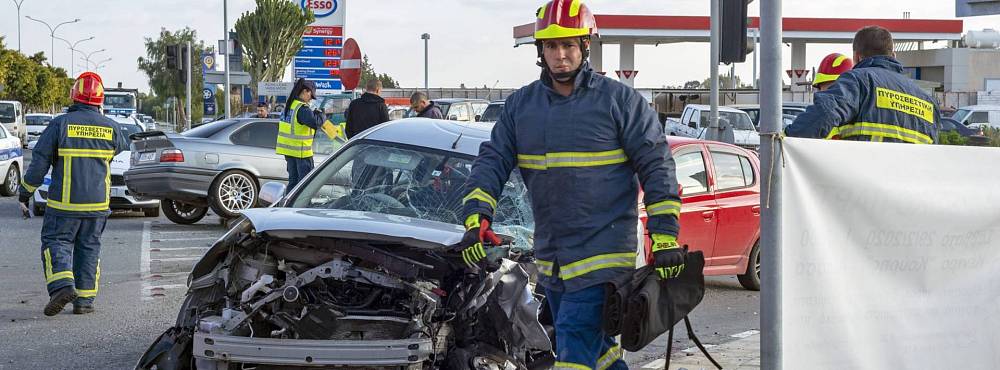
241, 208, 466, 249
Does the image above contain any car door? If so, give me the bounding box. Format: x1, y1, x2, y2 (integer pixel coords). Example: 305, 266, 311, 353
227, 121, 286, 181
706, 145, 760, 267
0, 124, 12, 175
673, 144, 719, 260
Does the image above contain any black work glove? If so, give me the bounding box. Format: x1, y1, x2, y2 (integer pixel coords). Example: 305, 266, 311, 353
651, 234, 685, 279
18, 192, 31, 219
455, 213, 503, 272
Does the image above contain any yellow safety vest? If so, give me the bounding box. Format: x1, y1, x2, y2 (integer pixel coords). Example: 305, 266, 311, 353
276, 100, 315, 158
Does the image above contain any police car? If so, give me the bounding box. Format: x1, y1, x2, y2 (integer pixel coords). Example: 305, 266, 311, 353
32, 120, 159, 216
0, 123, 24, 197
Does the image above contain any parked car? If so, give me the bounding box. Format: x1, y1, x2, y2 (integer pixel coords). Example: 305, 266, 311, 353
387, 105, 409, 121
135, 118, 548, 369
123, 118, 342, 223
25, 113, 53, 144
32, 122, 159, 216
0, 123, 24, 197
667, 104, 760, 150
433, 98, 490, 122
0, 100, 26, 146
950, 105, 1000, 128
940, 117, 982, 137
478, 101, 505, 123
731, 103, 809, 129
106, 113, 147, 131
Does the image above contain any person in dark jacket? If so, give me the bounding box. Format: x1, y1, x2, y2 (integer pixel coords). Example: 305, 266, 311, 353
276, 78, 322, 190
458, 1, 682, 369
785, 26, 939, 144
409, 92, 444, 119
345, 79, 389, 138
18, 72, 129, 316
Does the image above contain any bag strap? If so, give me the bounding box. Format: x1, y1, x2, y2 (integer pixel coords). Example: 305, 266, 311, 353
661, 317, 723, 370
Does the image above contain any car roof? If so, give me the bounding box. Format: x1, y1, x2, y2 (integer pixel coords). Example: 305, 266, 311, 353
957, 105, 1000, 111
27, 113, 53, 117
686, 104, 745, 113
357, 118, 493, 156
433, 98, 489, 103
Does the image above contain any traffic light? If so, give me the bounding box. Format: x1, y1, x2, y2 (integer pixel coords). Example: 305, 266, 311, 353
720, 0, 752, 64
179, 45, 189, 83
166, 44, 179, 70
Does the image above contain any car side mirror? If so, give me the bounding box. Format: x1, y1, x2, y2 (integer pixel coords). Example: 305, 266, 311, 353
259, 182, 287, 207
475, 114, 482, 122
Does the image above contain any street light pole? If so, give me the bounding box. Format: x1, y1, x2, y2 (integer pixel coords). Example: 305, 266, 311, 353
760, 0, 784, 369
224, 0, 231, 119
421, 33, 430, 94
80, 48, 106, 71
25, 16, 80, 67
11, 0, 25, 52
91, 57, 112, 71
55, 35, 94, 77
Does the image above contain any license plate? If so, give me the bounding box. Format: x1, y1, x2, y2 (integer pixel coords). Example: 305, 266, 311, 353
139, 151, 156, 162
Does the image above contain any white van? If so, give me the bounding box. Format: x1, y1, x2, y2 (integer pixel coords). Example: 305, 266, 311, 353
0, 101, 26, 146
951, 105, 1000, 128
666, 104, 760, 150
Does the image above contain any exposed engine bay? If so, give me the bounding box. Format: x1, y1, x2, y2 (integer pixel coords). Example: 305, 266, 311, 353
136, 216, 552, 370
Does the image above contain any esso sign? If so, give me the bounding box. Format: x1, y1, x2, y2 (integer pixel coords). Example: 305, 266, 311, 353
301, 0, 338, 17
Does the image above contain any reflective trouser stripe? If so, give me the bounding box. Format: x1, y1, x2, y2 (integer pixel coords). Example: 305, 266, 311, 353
560, 253, 636, 280
826, 122, 933, 144
462, 187, 498, 210
517, 149, 629, 170
554, 362, 591, 370
647, 199, 681, 217
536, 259, 554, 277
596, 345, 623, 370
21, 179, 38, 193
43, 249, 74, 284
78, 260, 100, 298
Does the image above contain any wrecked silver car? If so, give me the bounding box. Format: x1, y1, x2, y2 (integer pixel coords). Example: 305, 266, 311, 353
136, 118, 551, 369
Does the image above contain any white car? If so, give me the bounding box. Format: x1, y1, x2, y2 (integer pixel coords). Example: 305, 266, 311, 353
106, 114, 148, 131
25, 113, 53, 144
32, 121, 159, 216
666, 104, 760, 150
950, 105, 1000, 128
0, 123, 24, 197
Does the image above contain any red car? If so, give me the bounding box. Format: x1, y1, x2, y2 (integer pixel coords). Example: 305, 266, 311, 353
640, 137, 762, 290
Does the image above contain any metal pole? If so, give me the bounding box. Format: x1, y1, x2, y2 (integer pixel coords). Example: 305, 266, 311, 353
760, 0, 783, 369
13, 0, 24, 52
186, 41, 193, 132
224, 0, 231, 119
421, 33, 430, 94
753, 29, 759, 90
709, 0, 720, 141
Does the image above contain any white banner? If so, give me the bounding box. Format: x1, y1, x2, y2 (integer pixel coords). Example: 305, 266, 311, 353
780, 137, 1000, 369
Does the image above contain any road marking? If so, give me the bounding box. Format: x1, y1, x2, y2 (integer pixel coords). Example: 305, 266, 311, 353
730, 330, 759, 339
150, 247, 211, 252
150, 256, 201, 262
140, 221, 151, 277
149, 230, 222, 234
152, 237, 218, 242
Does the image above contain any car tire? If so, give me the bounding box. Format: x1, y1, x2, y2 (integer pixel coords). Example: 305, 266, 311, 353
208, 170, 259, 219
143, 207, 160, 218
0, 163, 20, 196
737, 241, 761, 291
162, 199, 208, 225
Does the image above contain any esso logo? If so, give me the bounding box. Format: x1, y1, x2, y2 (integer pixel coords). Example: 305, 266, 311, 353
301, 0, 337, 18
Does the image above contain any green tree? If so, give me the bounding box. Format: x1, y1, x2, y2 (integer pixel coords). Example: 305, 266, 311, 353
0, 37, 72, 112
235, 0, 314, 97
360, 55, 399, 89
137, 28, 212, 127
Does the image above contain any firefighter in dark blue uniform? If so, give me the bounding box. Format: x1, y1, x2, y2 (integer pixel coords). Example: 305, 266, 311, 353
786, 26, 940, 144
18, 72, 128, 315
458, 1, 684, 369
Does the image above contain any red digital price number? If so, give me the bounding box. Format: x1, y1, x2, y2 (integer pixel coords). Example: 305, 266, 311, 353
323, 60, 339, 68
306, 0, 334, 10
328, 70, 340, 76
323, 49, 341, 57
323, 38, 336, 46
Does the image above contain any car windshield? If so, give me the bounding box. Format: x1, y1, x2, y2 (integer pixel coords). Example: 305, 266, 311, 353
480, 104, 503, 122
0, 103, 14, 124
952, 109, 971, 124
183, 119, 239, 138
701, 111, 755, 131
435, 102, 452, 116
116, 122, 143, 138
27, 115, 51, 126
289, 140, 535, 247
104, 94, 135, 109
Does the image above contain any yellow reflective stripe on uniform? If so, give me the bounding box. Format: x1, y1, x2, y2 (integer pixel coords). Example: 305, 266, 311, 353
276, 100, 315, 158
21, 179, 38, 193
46, 271, 74, 284
826, 122, 933, 144
62, 155, 71, 204
647, 199, 681, 217
47, 199, 110, 212
462, 188, 498, 209
517, 149, 628, 170
875, 87, 935, 124
554, 362, 591, 370
59, 148, 115, 158
44, 249, 53, 278
78, 260, 100, 298
278, 132, 314, 140
535, 259, 554, 277
597, 345, 623, 370
559, 252, 635, 280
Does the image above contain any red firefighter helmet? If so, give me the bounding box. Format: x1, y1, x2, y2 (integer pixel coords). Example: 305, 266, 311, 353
534, 0, 597, 40
813, 53, 854, 87
71, 71, 105, 106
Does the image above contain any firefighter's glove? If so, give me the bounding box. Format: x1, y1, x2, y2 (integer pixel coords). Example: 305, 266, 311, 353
651, 234, 685, 279
457, 214, 502, 272
17, 192, 31, 219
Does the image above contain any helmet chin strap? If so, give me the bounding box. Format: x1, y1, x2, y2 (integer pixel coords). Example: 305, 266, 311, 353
536, 37, 591, 83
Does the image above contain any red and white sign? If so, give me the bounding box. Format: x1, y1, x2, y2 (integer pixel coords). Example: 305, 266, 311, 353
615, 70, 639, 86
340, 38, 362, 91
786, 69, 811, 92
304, 26, 344, 37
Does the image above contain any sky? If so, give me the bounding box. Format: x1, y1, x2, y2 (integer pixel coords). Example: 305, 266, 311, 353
2, 0, 1000, 93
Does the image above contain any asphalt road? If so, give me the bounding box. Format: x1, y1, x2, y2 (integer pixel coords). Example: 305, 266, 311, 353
0, 149, 760, 369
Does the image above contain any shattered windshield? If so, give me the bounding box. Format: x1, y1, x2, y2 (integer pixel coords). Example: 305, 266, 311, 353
290, 141, 535, 248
